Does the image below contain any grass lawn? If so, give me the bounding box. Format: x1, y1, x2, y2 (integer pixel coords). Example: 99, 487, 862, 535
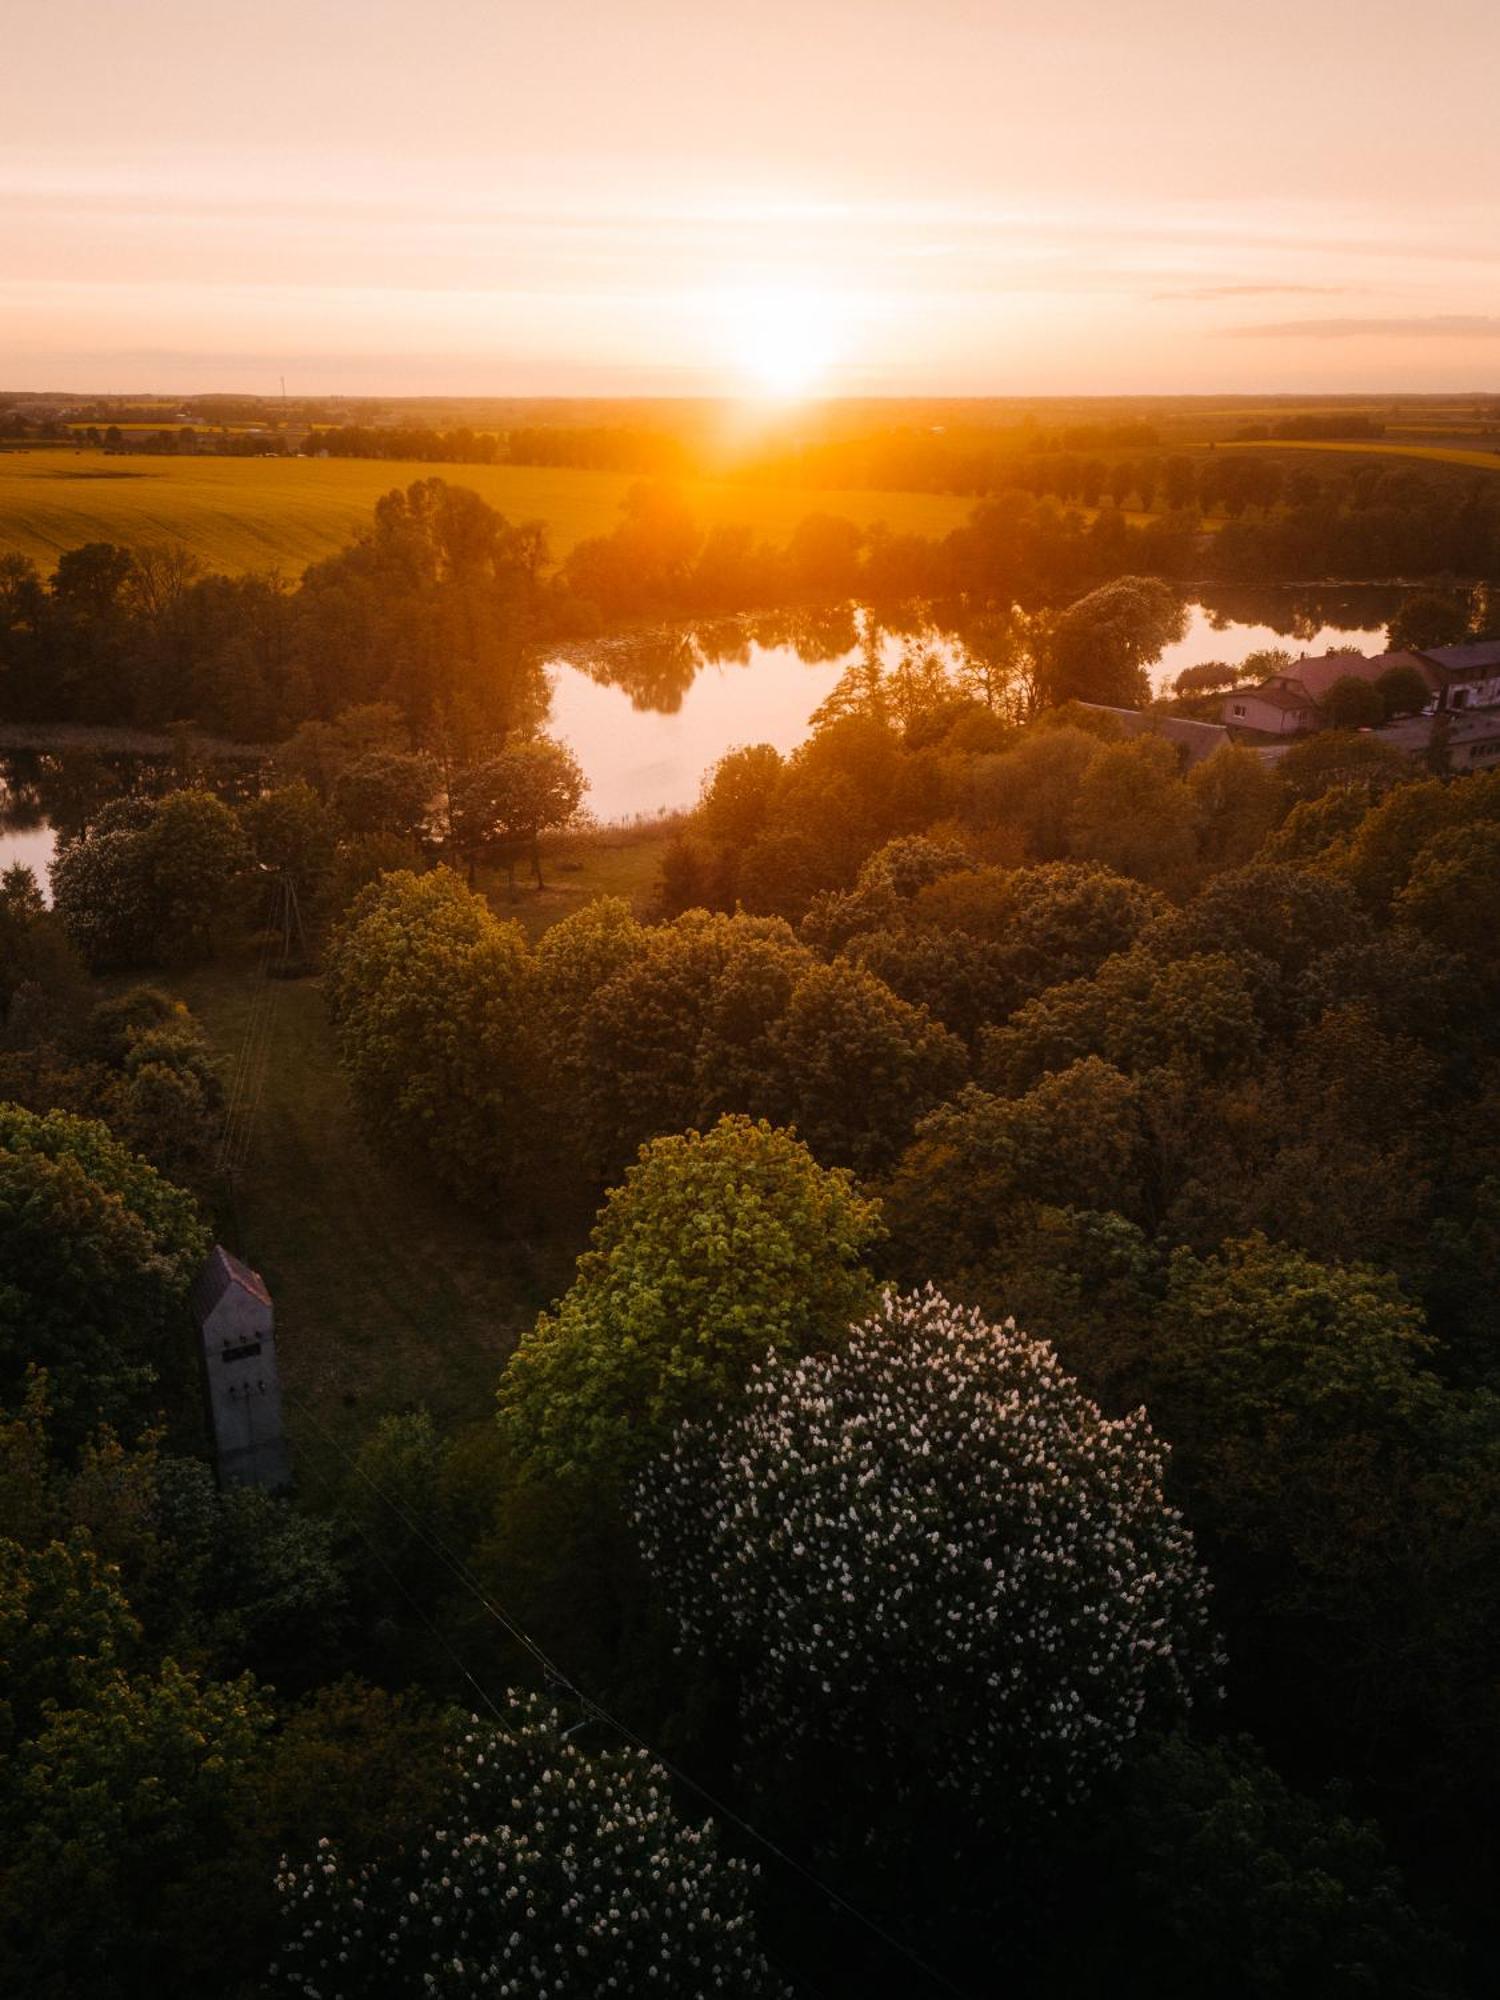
0, 448, 975, 577
174, 819, 675, 1485
474, 815, 680, 942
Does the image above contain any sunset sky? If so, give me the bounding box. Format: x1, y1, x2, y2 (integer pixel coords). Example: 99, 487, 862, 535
5, 0, 1499, 397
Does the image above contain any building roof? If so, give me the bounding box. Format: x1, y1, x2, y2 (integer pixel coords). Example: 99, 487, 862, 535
1074, 704, 1233, 767
192, 1244, 272, 1321
1284, 650, 1376, 700
1232, 677, 1322, 715
1376, 708, 1500, 755
1416, 640, 1500, 678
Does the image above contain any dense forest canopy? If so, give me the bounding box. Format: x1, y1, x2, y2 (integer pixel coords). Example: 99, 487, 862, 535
4, 458, 1500, 1996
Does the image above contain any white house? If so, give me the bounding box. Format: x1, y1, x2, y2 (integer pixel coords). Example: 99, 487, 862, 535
1222, 675, 1323, 736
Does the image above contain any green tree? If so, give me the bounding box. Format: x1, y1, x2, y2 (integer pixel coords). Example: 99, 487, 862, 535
1321, 675, 1386, 730
982, 948, 1258, 1095
1043, 576, 1187, 708
1113, 1734, 1462, 2000
1151, 1237, 1443, 1614
142, 788, 251, 960
697, 741, 784, 852
1395, 820, 1500, 964
1276, 730, 1410, 803
324, 868, 543, 1203
0, 1531, 141, 1747
1069, 735, 1200, 886
1188, 744, 1286, 867
241, 780, 338, 905
330, 749, 441, 840
964, 724, 1103, 858
762, 959, 967, 1174
1386, 588, 1472, 654
447, 736, 586, 890
885, 1059, 1147, 1280
499, 1115, 882, 1488
914, 858, 1167, 997
1375, 661, 1434, 720
0, 1105, 208, 1439
0, 1658, 272, 1998
50, 789, 249, 968
573, 912, 811, 1175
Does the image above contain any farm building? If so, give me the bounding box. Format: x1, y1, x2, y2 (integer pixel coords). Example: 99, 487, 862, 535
1076, 704, 1233, 767
1284, 647, 1439, 704
192, 1245, 290, 1490
1418, 639, 1500, 711
1222, 676, 1324, 736
1375, 706, 1500, 771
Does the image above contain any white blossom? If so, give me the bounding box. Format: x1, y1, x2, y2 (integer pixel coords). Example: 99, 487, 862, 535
634, 1286, 1222, 1815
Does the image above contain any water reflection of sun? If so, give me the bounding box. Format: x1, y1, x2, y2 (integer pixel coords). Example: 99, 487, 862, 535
723, 281, 843, 399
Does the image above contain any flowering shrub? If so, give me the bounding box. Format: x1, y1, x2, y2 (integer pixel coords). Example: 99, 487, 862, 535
635, 1287, 1222, 1815
273, 1692, 787, 1999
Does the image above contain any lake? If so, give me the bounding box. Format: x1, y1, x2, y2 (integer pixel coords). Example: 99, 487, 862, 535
547, 589, 1398, 822
0, 587, 1402, 872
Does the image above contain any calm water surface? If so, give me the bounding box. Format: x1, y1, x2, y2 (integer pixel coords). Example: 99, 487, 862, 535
0, 590, 1402, 855
549, 594, 1397, 822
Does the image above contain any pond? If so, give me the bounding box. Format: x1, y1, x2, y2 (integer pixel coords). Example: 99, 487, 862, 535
0, 821, 60, 887
0, 586, 1404, 866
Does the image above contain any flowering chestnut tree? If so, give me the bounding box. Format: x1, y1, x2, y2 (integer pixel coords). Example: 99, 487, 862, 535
273, 1692, 787, 2000
635, 1287, 1222, 1816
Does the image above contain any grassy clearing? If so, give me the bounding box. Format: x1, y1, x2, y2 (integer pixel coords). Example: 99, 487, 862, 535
174, 819, 673, 1483
475, 815, 680, 943
1226, 438, 1500, 474
0, 448, 975, 578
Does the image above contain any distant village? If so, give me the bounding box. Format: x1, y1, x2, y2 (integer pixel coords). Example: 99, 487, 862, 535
1218, 638, 1500, 769
1116, 637, 1500, 774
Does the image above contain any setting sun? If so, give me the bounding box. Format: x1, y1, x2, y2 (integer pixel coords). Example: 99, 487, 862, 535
723, 281, 844, 400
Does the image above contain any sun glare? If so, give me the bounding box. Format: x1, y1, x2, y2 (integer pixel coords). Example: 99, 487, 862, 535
724, 282, 842, 400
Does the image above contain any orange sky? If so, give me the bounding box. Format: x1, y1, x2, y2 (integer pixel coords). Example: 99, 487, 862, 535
4, 0, 1499, 396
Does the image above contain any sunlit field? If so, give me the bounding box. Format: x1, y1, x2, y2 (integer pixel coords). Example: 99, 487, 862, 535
1227, 437, 1500, 473
0, 447, 974, 576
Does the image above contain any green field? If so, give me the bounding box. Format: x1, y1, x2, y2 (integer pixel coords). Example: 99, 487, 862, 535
1227, 437, 1500, 473
0, 448, 975, 577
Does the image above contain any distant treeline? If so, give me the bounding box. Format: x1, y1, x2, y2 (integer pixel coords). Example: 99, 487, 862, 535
303, 422, 691, 475
5, 458, 1500, 744
1235, 413, 1387, 441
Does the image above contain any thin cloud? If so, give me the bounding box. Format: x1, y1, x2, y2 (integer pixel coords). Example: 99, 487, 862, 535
1154, 282, 1347, 302
1223, 313, 1500, 339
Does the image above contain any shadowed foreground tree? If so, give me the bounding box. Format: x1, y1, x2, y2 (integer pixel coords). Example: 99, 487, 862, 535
273, 1694, 788, 2000
0, 1104, 207, 1441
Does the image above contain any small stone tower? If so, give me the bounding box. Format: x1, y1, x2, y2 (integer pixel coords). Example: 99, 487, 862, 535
191, 1245, 290, 1490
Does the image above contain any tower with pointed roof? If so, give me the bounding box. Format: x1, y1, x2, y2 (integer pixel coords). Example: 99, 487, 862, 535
191, 1245, 289, 1490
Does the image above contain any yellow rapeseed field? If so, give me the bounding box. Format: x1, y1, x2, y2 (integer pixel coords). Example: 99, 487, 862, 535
0, 448, 974, 576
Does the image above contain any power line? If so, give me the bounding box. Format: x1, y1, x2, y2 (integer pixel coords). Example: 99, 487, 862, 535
215, 872, 282, 1179
284, 1387, 976, 2000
